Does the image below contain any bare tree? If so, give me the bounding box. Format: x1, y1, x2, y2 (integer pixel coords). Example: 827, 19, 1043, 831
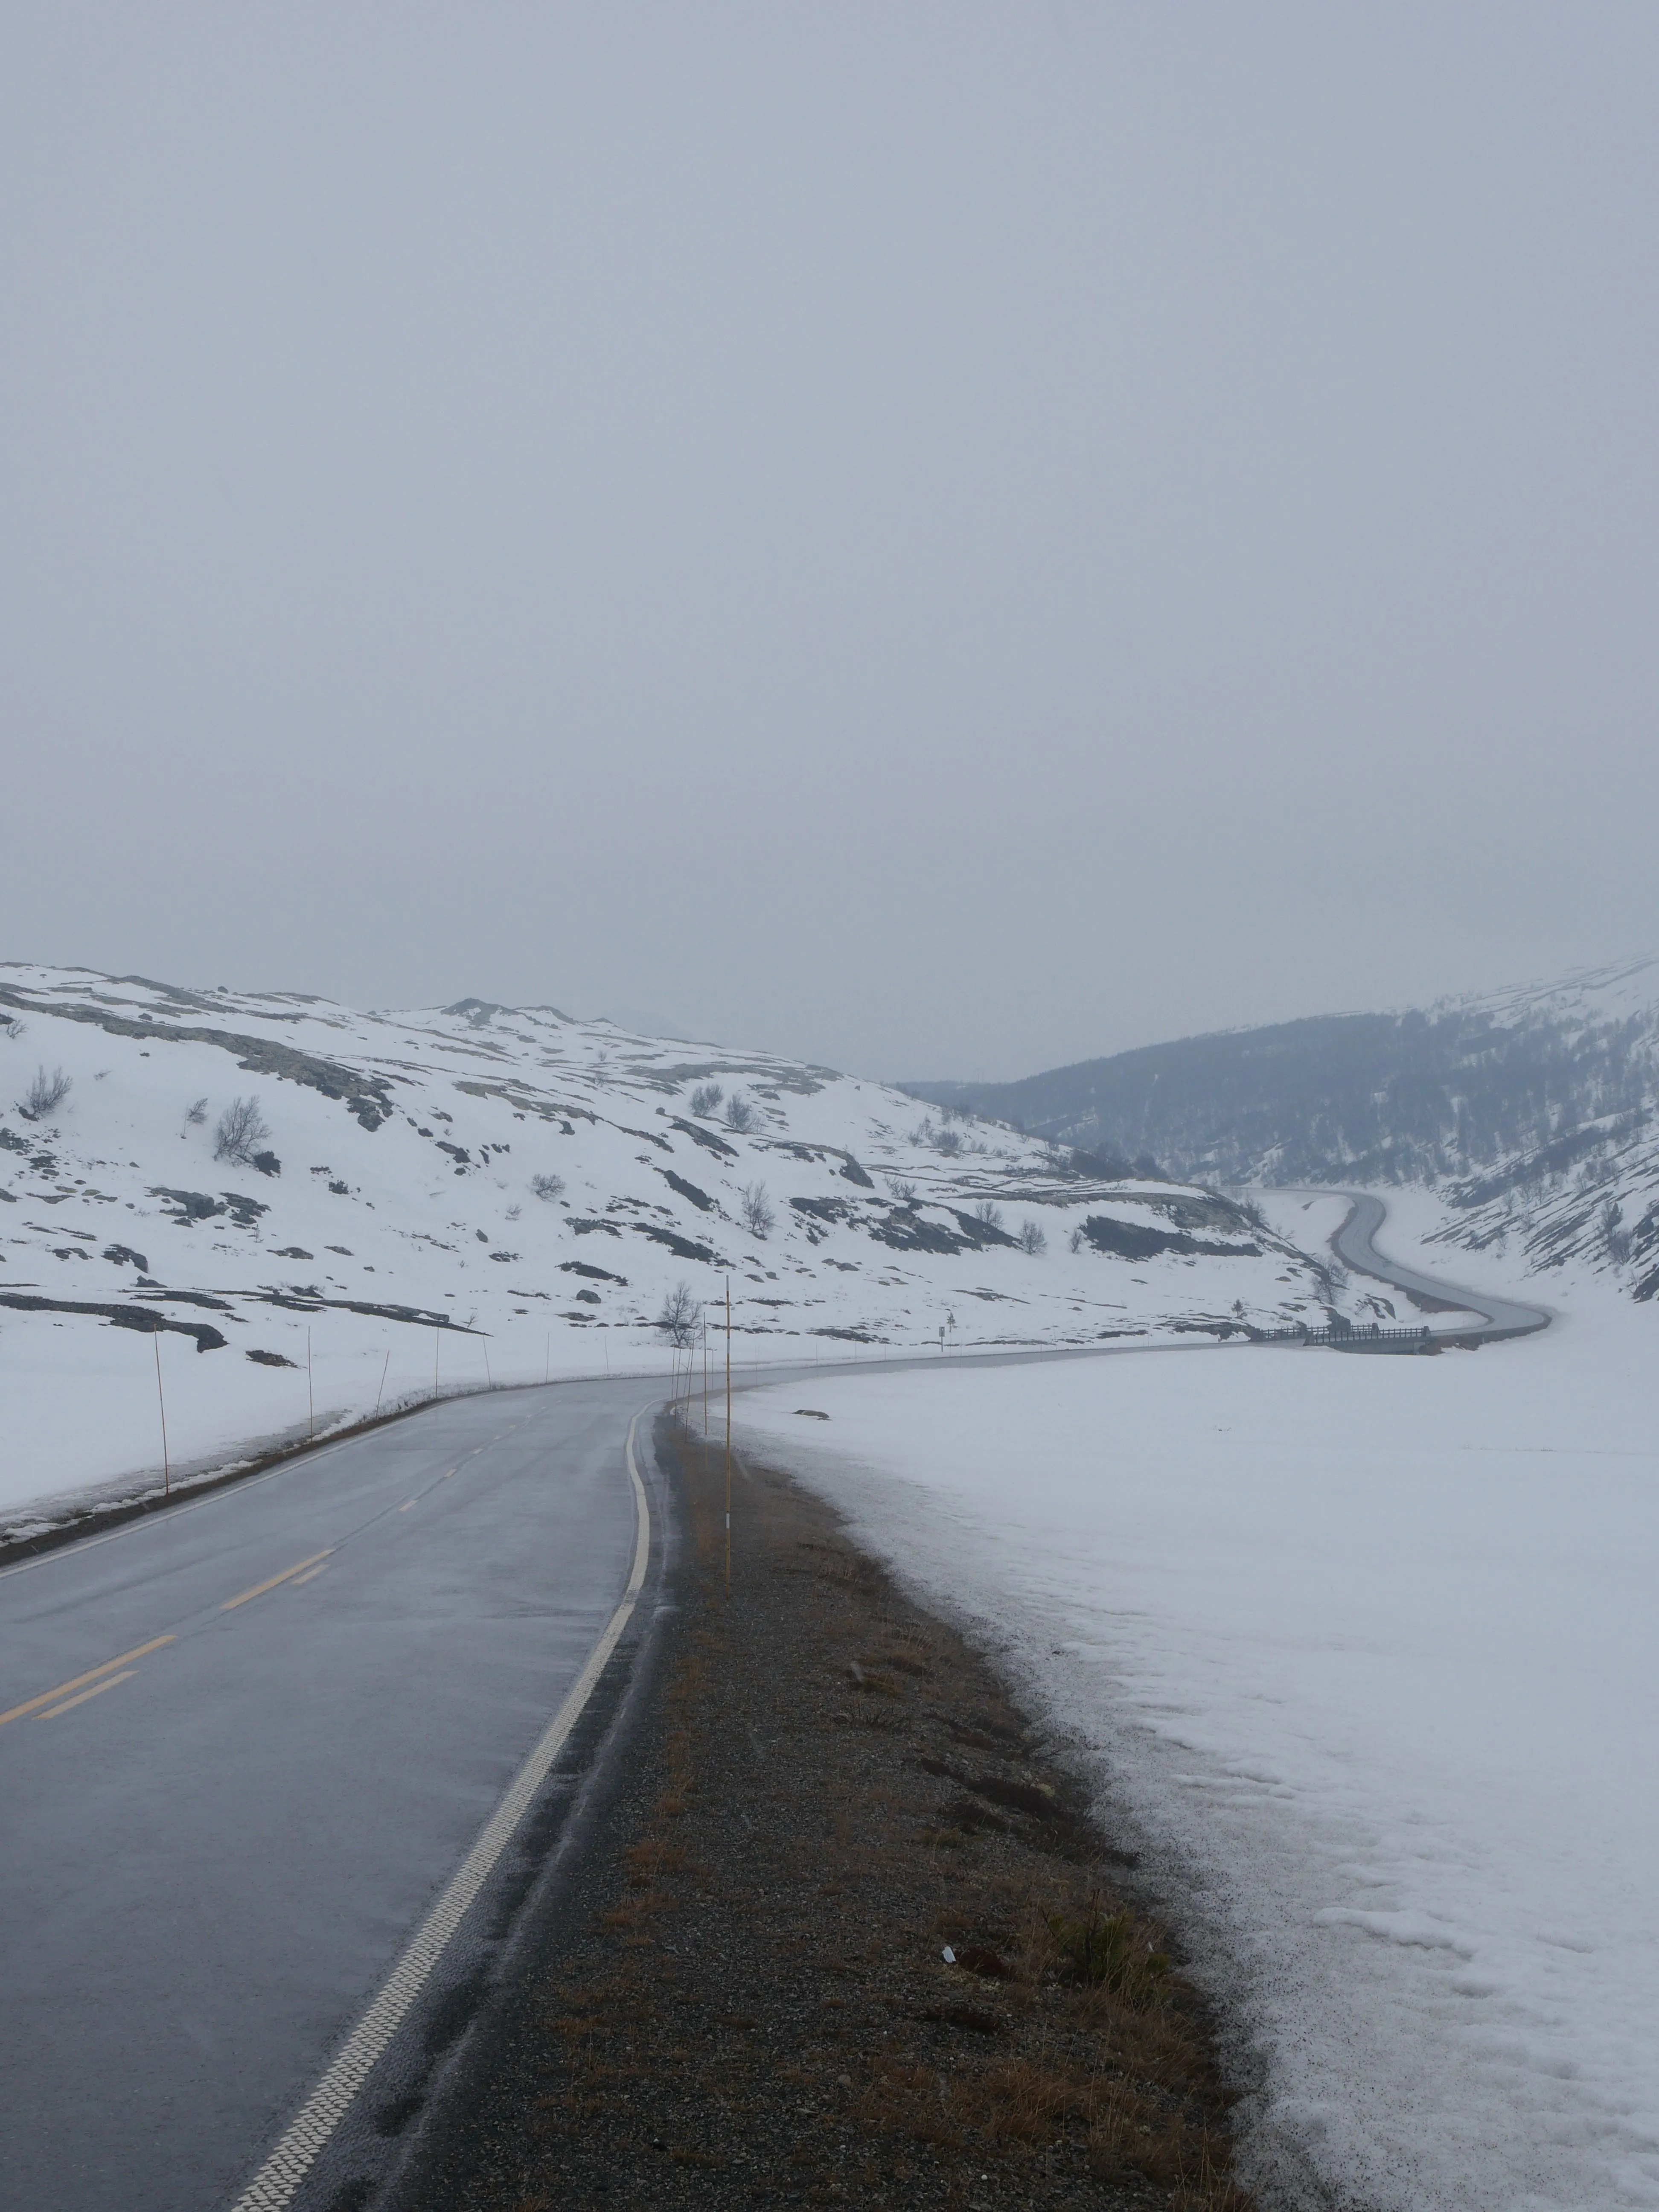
20, 1066, 72, 1120
972, 1199, 1004, 1230
886, 1176, 918, 1204
723, 1092, 757, 1133
1017, 1218, 1048, 1256
740, 1181, 774, 1238
530, 1172, 565, 1202
185, 1097, 208, 1125
213, 1096, 271, 1164
689, 1081, 723, 1117
1603, 1196, 1632, 1264
656, 1281, 701, 1348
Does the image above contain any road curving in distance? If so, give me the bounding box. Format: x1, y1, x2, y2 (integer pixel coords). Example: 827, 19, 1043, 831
1293, 1186, 1553, 1343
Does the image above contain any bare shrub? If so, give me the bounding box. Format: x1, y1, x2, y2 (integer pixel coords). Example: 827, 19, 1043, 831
20, 1065, 72, 1120
1017, 1218, 1048, 1256
740, 1181, 774, 1239
656, 1281, 701, 1348
887, 1177, 918, 1204
972, 1200, 1005, 1230
935, 1126, 963, 1157
689, 1081, 723, 1117
1069, 1225, 1085, 1254
506, 1202, 523, 1221
185, 1097, 208, 1125
213, 1095, 271, 1164
723, 1092, 757, 1134
531, 1173, 565, 1202
1603, 1196, 1632, 1264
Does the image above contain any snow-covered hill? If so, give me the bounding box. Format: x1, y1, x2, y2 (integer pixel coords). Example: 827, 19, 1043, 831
1417, 963, 1659, 1298
0, 966, 1346, 1532
914, 958, 1659, 1302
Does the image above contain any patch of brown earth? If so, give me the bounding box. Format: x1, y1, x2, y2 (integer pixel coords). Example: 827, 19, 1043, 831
451, 1415, 1250, 2211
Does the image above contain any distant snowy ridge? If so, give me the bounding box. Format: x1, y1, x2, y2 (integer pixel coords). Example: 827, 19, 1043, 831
0, 965, 1353, 1531
910, 957, 1659, 1301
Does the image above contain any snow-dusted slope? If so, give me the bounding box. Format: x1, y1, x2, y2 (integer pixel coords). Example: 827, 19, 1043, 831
0, 966, 1345, 1530
916, 957, 1659, 1302
1422, 962, 1659, 1298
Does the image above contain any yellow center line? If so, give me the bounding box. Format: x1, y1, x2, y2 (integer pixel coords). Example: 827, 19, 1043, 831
289, 1564, 329, 1588
221, 1549, 334, 1612
399, 1499, 416, 1512
39, 1670, 136, 1720
0, 1636, 176, 1729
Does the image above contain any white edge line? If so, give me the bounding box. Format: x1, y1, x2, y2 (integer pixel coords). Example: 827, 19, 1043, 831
225, 1402, 655, 2212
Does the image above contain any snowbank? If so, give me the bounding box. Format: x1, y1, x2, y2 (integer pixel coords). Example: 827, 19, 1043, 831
732, 1269, 1659, 2210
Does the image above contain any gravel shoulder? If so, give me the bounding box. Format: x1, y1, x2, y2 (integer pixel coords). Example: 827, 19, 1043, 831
390, 1409, 1251, 2212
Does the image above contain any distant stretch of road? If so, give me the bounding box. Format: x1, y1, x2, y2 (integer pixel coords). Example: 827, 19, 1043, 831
1320, 1189, 1553, 1341
0, 1380, 664, 2212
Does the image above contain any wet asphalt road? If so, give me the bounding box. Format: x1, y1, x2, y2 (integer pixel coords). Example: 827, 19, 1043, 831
0, 1378, 657, 2212
1322, 1188, 1553, 1339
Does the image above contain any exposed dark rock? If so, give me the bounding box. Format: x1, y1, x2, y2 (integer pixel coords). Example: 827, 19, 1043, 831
0, 1291, 225, 1350
662, 1169, 713, 1212
632, 1223, 722, 1264
1079, 1215, 1258, 1260
869, 1207, 972, 1256
670, 1117, 739, 1161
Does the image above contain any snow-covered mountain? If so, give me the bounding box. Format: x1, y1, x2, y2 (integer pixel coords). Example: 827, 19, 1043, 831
911, 958, 1659, 1301
0, 966, 1349, 1529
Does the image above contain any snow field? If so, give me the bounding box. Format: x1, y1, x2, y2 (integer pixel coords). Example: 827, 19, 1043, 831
733, 1277, 1659, 2211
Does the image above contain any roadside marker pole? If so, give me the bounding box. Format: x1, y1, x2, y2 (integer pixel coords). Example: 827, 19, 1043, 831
434, 1330, 440, 1399
725, 1277, 732, 1589
374, 1351, 390, 1417
153, 1331, 170, 1498
483, 1340, 492, 1390
307, 1328, 315, 1442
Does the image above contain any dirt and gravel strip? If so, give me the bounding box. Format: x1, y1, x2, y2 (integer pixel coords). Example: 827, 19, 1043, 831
396, 1412, 1252, 2212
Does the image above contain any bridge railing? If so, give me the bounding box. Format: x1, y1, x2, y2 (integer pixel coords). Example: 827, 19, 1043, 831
1256, 1320, 1435, 1350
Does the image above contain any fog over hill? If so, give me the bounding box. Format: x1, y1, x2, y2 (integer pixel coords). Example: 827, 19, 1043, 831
908, 959, 1659, 1301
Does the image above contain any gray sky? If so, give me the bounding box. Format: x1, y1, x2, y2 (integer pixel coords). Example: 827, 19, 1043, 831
3, 5, 1656, 1080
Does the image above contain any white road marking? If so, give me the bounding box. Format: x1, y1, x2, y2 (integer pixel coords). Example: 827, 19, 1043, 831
227, 1406, 655, 2212
289, 1565, 329, 1589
